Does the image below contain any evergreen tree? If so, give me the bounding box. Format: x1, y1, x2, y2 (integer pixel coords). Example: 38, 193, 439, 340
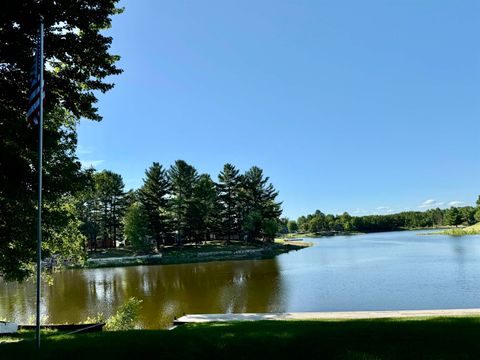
217, 164, 241, 243
168, 160, 199, 245
241, 166, 282, 242
445, 207, 463, 227
94, 170, 125, 248
138, 162, 170, 250
76, 171, 101, 251
192, 174, 220, 243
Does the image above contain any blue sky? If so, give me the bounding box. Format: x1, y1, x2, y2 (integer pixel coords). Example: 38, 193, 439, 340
77, 0, 480, 219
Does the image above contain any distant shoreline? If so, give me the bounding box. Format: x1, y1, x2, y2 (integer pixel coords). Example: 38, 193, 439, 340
281, 226, 452, 239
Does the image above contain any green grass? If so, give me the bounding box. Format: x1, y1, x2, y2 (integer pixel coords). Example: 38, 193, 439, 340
434, 223, 480, 236
159, 241, 306, 265
274, 238, 313, 247
281, 232, 318, 238
4, 318, 480, 359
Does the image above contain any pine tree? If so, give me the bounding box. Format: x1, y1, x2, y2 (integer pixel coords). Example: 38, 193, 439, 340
241, 166, 282, 242
168, 160, 199, 245
138, 162, 170, 250
76, 174, 101, 251
94, 170, 125, 248
192, 174, 220, 243
217, 164, 241, 243
445, 207, 462, 227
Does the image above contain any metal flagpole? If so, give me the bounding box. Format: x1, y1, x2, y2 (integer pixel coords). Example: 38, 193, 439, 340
36, 16, 44, 350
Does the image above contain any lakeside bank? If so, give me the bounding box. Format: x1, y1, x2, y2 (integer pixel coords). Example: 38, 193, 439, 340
82, 240, 311, 269
428, 223, 480, 236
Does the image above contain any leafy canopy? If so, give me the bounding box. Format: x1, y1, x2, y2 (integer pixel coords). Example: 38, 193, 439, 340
0, 0, 123, 281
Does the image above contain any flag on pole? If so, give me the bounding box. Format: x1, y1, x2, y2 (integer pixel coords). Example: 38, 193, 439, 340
31, 17, 44, 350
27, 33, 45, 126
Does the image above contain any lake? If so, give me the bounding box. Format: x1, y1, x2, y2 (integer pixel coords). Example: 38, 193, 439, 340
2, 230, 480, 328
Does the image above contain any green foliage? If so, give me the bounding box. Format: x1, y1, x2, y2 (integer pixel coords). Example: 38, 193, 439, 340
81, 313, 106, 325
287, 220, 298, 232
123, 203, 151, 252
138, 162, 170, 249
168, 160, 200, 245
0, 1, 122, 281
192, 174, 220, 243
263, 218, 280, 241
94, 170, 126, 248
217, 163, 242, 241
475, 208, 480, 223
105, 297, 143, 331
43, 200, 87, 268
297, 204, 479, 235
445, 207, 462, 227
243, 211, 263, 240
459, 206, 477, 225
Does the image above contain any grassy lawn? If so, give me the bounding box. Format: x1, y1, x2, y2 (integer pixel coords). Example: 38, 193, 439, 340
3, 318, 480, 359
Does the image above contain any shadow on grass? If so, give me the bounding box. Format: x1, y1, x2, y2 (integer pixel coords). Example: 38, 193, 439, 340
3, 317, 480, 359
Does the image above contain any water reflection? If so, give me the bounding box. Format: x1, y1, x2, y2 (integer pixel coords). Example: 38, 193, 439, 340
0, 259, 285, 328
3, 231, 480, 328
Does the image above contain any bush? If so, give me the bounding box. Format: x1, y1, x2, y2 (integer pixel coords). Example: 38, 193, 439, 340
81, 313, 105, 324
105, 297, 143, 331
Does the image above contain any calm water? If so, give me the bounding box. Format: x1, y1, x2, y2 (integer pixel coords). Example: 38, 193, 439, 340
2, 230, 480, 328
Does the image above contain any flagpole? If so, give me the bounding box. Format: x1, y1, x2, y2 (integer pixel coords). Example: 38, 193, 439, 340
36, 16, 44, 350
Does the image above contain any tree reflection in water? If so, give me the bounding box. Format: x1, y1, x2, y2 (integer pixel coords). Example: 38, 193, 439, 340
0, 259, 286, 328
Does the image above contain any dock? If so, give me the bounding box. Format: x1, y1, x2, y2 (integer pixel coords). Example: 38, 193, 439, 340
174, 308, 480, 325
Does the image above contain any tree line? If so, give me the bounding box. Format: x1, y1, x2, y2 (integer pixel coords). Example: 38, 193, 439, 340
76, 161, 282, 251
285, 197, 480, 234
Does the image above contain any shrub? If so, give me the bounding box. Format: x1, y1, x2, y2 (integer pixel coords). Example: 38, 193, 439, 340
105, 297, 143, 331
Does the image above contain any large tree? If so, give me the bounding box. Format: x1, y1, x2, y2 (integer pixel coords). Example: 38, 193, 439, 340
217, 164, 241, 243
0, 1, 122, 280
241, 166, 282, 242
76, 169, 101, 251
94, 170, 125, 248
138, 162, 170, 250
192, 174, 220, 243
168, 160, 199, 245
123, 202, 151, 252
445, 207, 463, 227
